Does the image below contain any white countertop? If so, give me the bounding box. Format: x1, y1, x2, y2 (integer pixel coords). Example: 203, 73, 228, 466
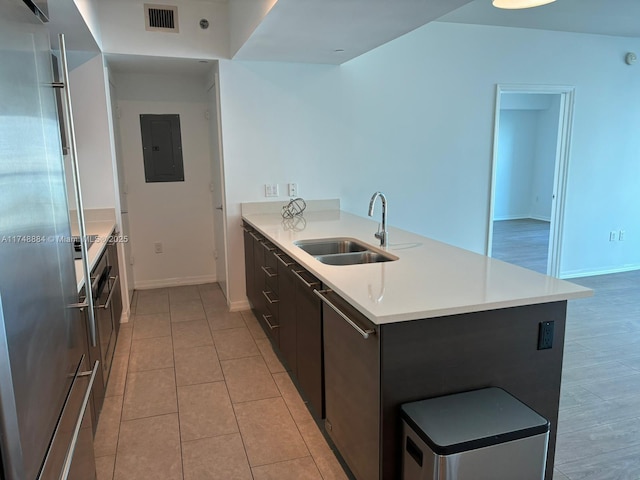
73, 220, 116, 292
242, 209, 593, 325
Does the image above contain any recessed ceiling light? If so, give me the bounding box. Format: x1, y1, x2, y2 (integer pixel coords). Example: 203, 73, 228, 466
492, 0, 555, 9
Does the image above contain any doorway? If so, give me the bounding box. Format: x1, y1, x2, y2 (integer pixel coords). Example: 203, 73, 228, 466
206, 65, 229, 299
487, 85, 575, 277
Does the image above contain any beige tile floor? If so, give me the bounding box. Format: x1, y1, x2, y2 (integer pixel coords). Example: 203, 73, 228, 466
94, 283, 349, 480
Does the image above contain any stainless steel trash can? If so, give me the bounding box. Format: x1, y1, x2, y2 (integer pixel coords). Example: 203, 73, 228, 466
400, 387, 549, 480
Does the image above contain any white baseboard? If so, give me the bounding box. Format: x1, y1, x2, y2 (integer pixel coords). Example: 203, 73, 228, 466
229, 299, 251, 312
119, 308, 132, 324
135, 274, 217, 290
561, 264, 640, 279
529, 214, 551, 222
494, 215, 550, 222
493, 214, 527, 221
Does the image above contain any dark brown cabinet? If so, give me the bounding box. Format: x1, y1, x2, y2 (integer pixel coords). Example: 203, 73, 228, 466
293, 269, 323, 418
320, 291, 567, 480
244, 224, 280, 344
275, 252, 297, 372
242, 222, 324, 419
242, 222, 570, 480
242, 225, 256, 307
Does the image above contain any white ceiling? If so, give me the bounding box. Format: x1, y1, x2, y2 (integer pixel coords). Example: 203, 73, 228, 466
47, 0, 99, 54
106, 53, 215, 76
232, 0, 475, 64
438, 0, 640, 39
54, 0, 640, 74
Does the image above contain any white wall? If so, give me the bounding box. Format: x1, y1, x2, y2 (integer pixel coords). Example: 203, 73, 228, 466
494, 110, 538, 220
494, 96, 558, 222
340, 22, 640, 278
217, 60, 347, 308
69, 54, 117, 209
218, 22, 640, 305
98, 0, 228, 59
115, 72, 217, 288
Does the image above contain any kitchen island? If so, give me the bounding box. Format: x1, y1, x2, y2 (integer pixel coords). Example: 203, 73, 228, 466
242, 202, 592, 480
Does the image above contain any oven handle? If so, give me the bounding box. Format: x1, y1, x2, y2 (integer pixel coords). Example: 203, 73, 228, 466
59, 360, 99, 480
93, 266, 111, 304
96, 275, 119, 310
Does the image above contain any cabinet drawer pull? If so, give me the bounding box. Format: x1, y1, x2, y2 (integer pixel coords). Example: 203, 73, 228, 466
261, 241, 275, 252
242, 225, 251, 232
274, 252, 294, 267
261, 265, 278, 278
262, 290, 279, 304
262, 314, 279, 330
292, 269, 320, 288
314, 289, 375, 340
249, 232, 261, 241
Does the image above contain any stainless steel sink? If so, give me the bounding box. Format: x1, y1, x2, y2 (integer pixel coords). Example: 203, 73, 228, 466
294, 238, 369, 256
315, 251, 396, 266
294, 238, 397, 265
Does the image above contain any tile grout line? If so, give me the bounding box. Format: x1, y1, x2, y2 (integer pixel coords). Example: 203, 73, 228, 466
167, 295, 187, 480
271, 373, 327, 479
202, 296, 255, 480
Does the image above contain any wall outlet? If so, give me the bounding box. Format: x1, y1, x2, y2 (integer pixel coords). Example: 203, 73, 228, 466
538, 321, 554, 350
264, 184, 279, 197
609, 231, 617, 242
619, 230, 625, 241
154, 242, 163, 253
288, 183, 298, 197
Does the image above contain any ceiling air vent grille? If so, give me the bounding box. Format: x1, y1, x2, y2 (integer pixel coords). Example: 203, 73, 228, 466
144, 4, 179, 33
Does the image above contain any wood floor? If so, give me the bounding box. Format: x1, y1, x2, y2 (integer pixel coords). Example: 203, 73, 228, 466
555, 269, 640, 480
492, 218, 550, 274
492, 220, 640, 479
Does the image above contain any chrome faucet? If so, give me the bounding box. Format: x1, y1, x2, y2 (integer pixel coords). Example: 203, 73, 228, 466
368, 191, 388, 247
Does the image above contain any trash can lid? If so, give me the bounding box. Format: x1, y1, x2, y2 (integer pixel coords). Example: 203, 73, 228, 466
400, 387, 549, 455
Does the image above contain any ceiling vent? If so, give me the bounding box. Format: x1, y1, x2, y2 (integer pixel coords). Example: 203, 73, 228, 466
144, 4, 179, 33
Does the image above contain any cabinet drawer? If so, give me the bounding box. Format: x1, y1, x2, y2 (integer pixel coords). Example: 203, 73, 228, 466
265, 247, 279, 270
264, 265, 279, 294
261, 288, 280, 346
262, 289, 280, 318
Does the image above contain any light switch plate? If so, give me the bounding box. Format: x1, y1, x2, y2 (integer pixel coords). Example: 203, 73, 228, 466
265, 184, 279, 197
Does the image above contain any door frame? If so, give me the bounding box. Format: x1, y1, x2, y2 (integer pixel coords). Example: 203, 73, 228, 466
487, 84, 576, 277
206, 67, 229, 299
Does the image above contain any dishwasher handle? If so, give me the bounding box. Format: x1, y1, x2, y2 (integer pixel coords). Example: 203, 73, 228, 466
314, 289, 376, 340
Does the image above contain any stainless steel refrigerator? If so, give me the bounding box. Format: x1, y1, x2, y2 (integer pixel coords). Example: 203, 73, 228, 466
0, 0, 97, 478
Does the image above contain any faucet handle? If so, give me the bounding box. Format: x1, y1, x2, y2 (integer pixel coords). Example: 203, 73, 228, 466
374, 224, 383, 242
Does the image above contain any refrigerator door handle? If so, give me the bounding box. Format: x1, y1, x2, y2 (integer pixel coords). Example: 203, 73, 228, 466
59, 360, 99, 480
0, 294, 27, 480
57, 33, 96, 348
